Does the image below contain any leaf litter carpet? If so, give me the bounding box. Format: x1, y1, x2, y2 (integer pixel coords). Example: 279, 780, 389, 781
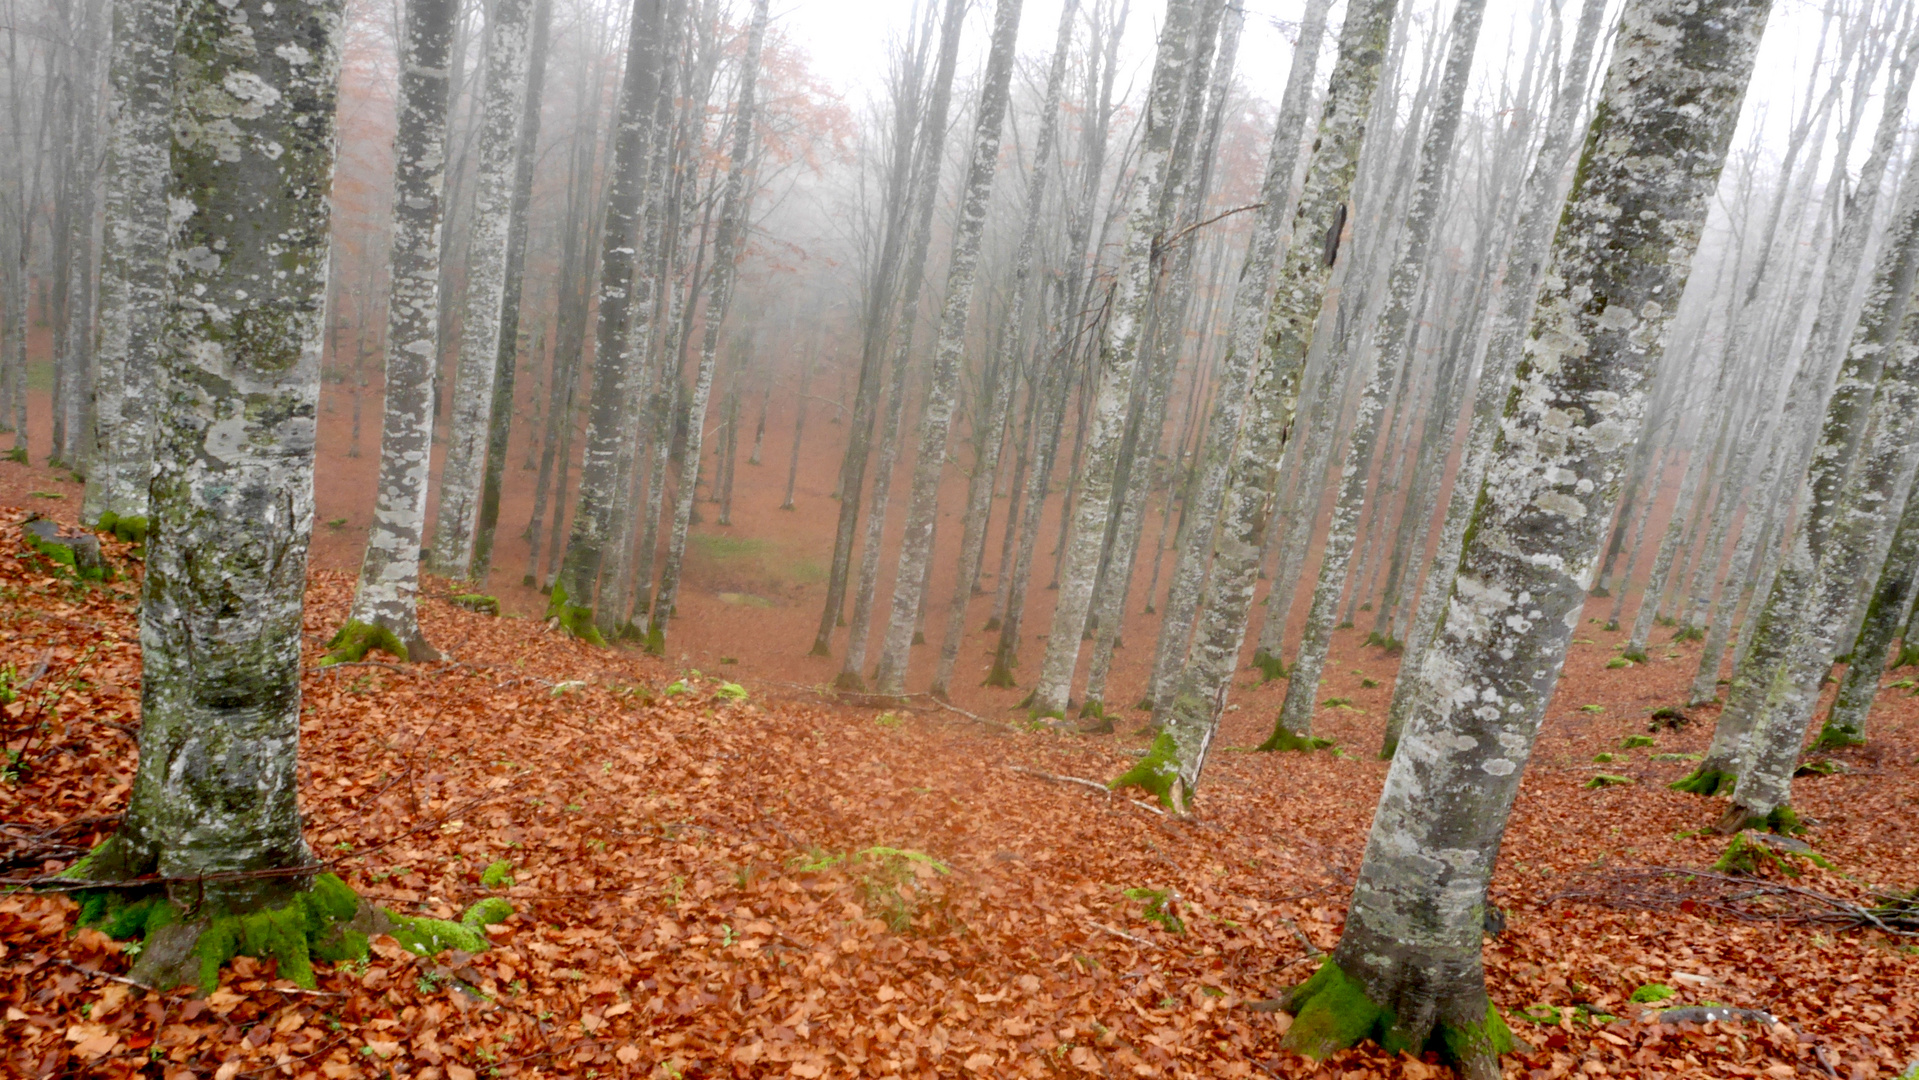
1, 510, 1917, 1079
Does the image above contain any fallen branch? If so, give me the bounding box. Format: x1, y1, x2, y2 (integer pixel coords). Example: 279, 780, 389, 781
53, 957, 153, 990
1085, 920, 1156, 948
1657, 1006, 1775, 1025
1006, 765, 1167, 817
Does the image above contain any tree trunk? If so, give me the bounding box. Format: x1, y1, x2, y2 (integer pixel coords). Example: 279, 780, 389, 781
1818, 479, 1919, 747
1679, 160, 1919, 800
549, 0, 668, 640
1028, 0, 1198, 718
72, 0, 355, 990
931, 0, 1079, 699
650, 0, 771, 647
470, 0, 554, 581
1287, 0, 1770, 1069
781, 341, 811, 509
1115, 0, 1398, 802
430, 0, 540, 579
1275, 0, 1487, 741
82, 0, 174, 530
874, 0, 1028, 696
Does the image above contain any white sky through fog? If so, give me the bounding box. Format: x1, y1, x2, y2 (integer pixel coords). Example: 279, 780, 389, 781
773, 0, 1870, 172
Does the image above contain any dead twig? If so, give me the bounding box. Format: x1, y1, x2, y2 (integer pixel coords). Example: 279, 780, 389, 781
1085, 920, 1156, 949
52, 957, 152, 991
1006, 765, 1167, 817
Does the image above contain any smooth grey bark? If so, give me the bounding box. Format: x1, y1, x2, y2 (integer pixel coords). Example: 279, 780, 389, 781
1082, 0, 1235, 717
1142, 0, 1328, 711
430, 0, 538, 578
874, 0, 1026, 696
1819, 479, 1919, 746
1715, 184, 1919, 825
83, 0, 174, 528
930, 0, 1078, 698
76, 0, 347, 979
338, 0, 460, 662
1686, 163, 1919, 795
985, 0, 1128, 688
651, 0, 771, 642
1122, 0, 1399, 797
551, 0, 666, 635
1292, 0, 1770, 1066
1276, 0, 1487, 739
840, 0, 967, 686
469, 0, 553, 580
1029, 0, 1198, 717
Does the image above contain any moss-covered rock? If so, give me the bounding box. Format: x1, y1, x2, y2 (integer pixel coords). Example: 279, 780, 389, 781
1620, 734, 1656, 749
386, 912, 488, 956
451, 594, 500, 616
461, 897, 514, 929
1109, 732, 1183, 810
23, 517, 108, 581
323, 620, 408, 665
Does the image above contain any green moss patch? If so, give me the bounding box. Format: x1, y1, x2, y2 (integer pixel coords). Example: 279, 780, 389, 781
1584, 774, 1633, 789
1671, 625, 1705, 643
544, 585, 606, 647
451, 594, 500, 616
1280, 960, 1512, 1068
1121, 887, 1184, 934
1620, 735, 1656, 749
94, 512, 149, 545
461, 897, 514, 929
1252, 649, 1288, 682
1255, 725, 1335, 754
1630, 983, 1676, 1004
1109, 732, 1184, 810
1714, 830, 1828, 875
77, 873, 366, 993
480, 860, 515, 889
323, 620, 408, 665
1670, 767, 1735, 797
1812, 723, 1864, 751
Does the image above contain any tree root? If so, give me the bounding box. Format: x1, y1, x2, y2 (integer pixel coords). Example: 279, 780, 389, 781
1669, 767, 1735, 797
1279, 958, 1511, 1079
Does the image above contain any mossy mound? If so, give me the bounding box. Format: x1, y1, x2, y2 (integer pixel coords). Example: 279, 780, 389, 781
78, 873, 366, 992
480, 860, 515, 889
323, 620, 408, 665
1255, 725, 1335, 754
1109, 732, 1183, 810
386, 897, 515, 957
93, 511, 149, 546
1606, 656, 1633, 670
1252, 649, 1288, 682
1811, 723, 1864, 751
1584, 774, 1633, 789
1648, 706, 1690, 731
1280, 959, 1514, 1067
1630, 983, 1676, 1004
1620, 734, 1656, 749
544, 585, 606, 646
1713, 830, 1828, 875
451, 594, 500, 616
1670, 767, 1735, 797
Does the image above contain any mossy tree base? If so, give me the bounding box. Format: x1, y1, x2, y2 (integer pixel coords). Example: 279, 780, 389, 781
1252, 649, 1288, 682
1713, 801, 1804, 836
982, 660, 1016, 688
323, 620, 409, 665
1669, 767, 1735, 797
1895, 642, 1919, 669
1256, 724, 1335, 753
1280, 960, 1511, 1080
1109, 732, 1185, 812
544, 585, 606, 646
72, 870, 515, 992
833, 670, 867, 692
1811, 722, 1864, 751
1671, 625, 1704, 644
1621, 648, 1649, 664
94, 511, 150, 546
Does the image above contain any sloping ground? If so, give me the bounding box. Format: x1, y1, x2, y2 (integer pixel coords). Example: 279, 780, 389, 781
1, 506, 1916, 1080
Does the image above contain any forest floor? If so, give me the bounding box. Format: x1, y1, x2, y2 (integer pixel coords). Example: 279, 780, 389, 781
2, 387, 1919, 1079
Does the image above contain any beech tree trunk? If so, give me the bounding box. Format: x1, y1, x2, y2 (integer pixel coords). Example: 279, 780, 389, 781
872, 0, 1027, 696
1275, 0, 1487, 741
1285, 0, 1769, 1071
1028, 0, 1197, 718
1819, 480, 1919, 747
72, 0, 349, 986
430, 0, 539, 579
335, 0, 461, 663
82, 0, 174, 529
